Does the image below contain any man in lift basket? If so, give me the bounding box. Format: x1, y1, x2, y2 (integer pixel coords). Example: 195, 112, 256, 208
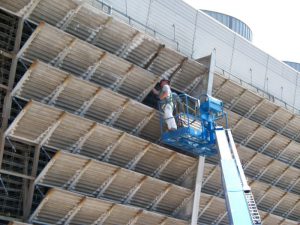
153, 78, 177, 131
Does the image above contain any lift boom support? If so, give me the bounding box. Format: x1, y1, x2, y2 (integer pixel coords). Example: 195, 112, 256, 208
216, 128, 261, 224
159, 94, 261, 224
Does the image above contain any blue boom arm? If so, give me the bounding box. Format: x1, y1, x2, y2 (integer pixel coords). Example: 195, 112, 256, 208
159, 94, 261, 225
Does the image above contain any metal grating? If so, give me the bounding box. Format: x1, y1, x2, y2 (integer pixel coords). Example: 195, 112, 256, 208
35, 151, 192, 217
15, 21, 300, 175
5, 100, 197, 187
0, 0, 299, 224
29, 188, 188, 225
17, 23, 159, 102
5, 101, 300, 223
11, 61, 300, 200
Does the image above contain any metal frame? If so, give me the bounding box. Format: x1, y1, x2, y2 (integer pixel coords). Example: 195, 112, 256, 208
0, 1, 297, 223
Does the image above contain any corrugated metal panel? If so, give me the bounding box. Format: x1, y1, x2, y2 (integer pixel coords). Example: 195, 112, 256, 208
230, 49, 266, 86
6, 100, 300, 222
35, 151, 192, 216
29, 188, 188, 225
1, 0, 299, 109
196, 11, 236, 47
0, 0, 29, 15
266, 69, 296, 106
126, 0, 151, 26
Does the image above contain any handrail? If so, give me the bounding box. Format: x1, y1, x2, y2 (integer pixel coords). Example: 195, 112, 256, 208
215, 65, 300, 115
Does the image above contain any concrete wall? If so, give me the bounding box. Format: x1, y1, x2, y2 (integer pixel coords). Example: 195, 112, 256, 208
102, 0, 300, 112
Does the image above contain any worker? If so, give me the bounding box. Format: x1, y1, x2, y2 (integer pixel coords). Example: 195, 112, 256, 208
153, 79, 177, 131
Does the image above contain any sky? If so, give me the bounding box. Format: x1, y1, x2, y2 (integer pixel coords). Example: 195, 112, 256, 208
183, 0, 300, 63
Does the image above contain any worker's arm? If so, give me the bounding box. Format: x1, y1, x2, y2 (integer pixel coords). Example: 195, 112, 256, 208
152, 88, 160, 96
159, 91, 168, 100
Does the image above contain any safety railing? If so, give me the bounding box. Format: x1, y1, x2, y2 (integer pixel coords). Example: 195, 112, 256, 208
158, 93, 202, 134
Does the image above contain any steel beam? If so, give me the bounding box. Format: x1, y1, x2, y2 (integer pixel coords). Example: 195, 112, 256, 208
136, 75, 162, 102
17, 22, 45, 59
175, 161, 197, 186
23, 144, 41, 219
91, 204, 116, 225
289, 153, 300, 167
72, 123, 97, 153
0, 169, 34, 180
143, 44, 164, 70
118, 31, 144, 58
82, 52, 107, 81
67, 160, 93, 190
277, 115, 296, 134
215, 211, 228, 225
0, 84, 8, 91
93, 168, 121, 198
281, 200, 300, 220
50, 39, 77, 67
11, 61, 37, 97
261, 107, 280, 126
206, 50, 216, 95
184, 74, 205, 94
88, 17, 113, 44
122, 176, 148, 204
198, 196, 215, 219
241, 125, 261, 146
243, 98, 265, 119
271, 165, 290, 186
35, 152, 62, 184
213, 79, 229, 97
229, 89, 247, 110
158, 217, 168, 225
100, 132, 126, 161
0, 18, 24, 167
43, 76, 71, 105
231, 116, 244, 132
126, 143, 151, 170
0, 50, 12, 59
35, 112, 66, 146
61, 197, 86, 225
106, 99, 131, 126
243, 152, 260, 170
148, 184, 172, 210
257, 133, 277, 153
29, 189, 51, 223
286, 176, 300, 192
191, 156, 205, 225
292, 129, 300, 140
256, 140, 294, 180
152, 152, 177, 178
18, 0, 42, 18
169, 57, 188, 81
262, 192, 289, 222
56, 3, 85, 31
256, 185, 272, 205
126, 210, 143, 225
202, 165, 218, 186
112, 65, 135, 92
76, 88, 102, 116
131, 110, 156, 135
171, 192, 194, 218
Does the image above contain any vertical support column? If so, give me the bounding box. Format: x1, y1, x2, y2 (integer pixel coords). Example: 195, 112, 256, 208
0, 18, 24, 166
191, 50, 215, 224
207, 49, 216, 96
23, 144, 41, 220
190, 49, 216, 98
191, 156, 205, 225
